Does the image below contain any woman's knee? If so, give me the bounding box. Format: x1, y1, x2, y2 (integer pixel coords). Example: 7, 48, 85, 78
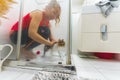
10, 31, 18, 44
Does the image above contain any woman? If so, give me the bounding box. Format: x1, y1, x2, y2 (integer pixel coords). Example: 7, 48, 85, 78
10, 0, 61, 59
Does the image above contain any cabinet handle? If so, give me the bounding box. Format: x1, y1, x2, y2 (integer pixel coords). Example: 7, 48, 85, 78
100, 24, 107, 41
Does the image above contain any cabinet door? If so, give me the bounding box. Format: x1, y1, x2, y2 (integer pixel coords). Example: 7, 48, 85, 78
80, 33, 120, 53
81, 13, 120, 33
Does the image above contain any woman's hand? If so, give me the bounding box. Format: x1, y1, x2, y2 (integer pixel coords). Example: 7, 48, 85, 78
49, 40, 58, 46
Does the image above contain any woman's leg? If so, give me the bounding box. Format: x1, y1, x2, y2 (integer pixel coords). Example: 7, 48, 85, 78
26, 26, 51, 50
10, 27, 51, 59
10, 28, 36, 59
10, 28, 31, 45
24, 26, 51, 57
23, 26, 51, 58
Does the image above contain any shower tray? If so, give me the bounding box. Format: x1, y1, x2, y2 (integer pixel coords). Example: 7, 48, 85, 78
2, 60, 78, 80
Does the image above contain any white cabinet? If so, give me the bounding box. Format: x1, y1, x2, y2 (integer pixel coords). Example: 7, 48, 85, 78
80, 5, 120, 53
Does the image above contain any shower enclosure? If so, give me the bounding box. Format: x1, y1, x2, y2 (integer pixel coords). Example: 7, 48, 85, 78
0, 0, 72, 68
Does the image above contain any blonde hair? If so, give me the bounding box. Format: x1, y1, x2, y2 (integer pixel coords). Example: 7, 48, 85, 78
46, 0, 61, 24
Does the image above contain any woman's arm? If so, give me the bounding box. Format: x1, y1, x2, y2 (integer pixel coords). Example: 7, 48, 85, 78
28, 11, 53, 46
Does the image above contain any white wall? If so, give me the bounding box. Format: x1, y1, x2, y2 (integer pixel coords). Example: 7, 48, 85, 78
71, 0, 83, 54
83, 0, 100, 6
71, 13, 81, 54
0, 0, 20, 44
72, 0, 84, 13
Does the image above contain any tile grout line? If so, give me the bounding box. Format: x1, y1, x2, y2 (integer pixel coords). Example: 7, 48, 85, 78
87, 60, 110, 80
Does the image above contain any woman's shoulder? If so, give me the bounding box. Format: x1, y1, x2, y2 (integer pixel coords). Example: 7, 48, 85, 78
30, 10, 43, 18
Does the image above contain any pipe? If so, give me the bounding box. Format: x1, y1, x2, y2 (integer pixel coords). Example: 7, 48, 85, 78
0, 44, 13, 72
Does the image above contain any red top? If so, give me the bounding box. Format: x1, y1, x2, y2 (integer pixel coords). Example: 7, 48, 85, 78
11, 12, 49, 31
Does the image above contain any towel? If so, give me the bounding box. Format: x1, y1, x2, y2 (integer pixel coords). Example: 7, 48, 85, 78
96, 0, 120, 17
